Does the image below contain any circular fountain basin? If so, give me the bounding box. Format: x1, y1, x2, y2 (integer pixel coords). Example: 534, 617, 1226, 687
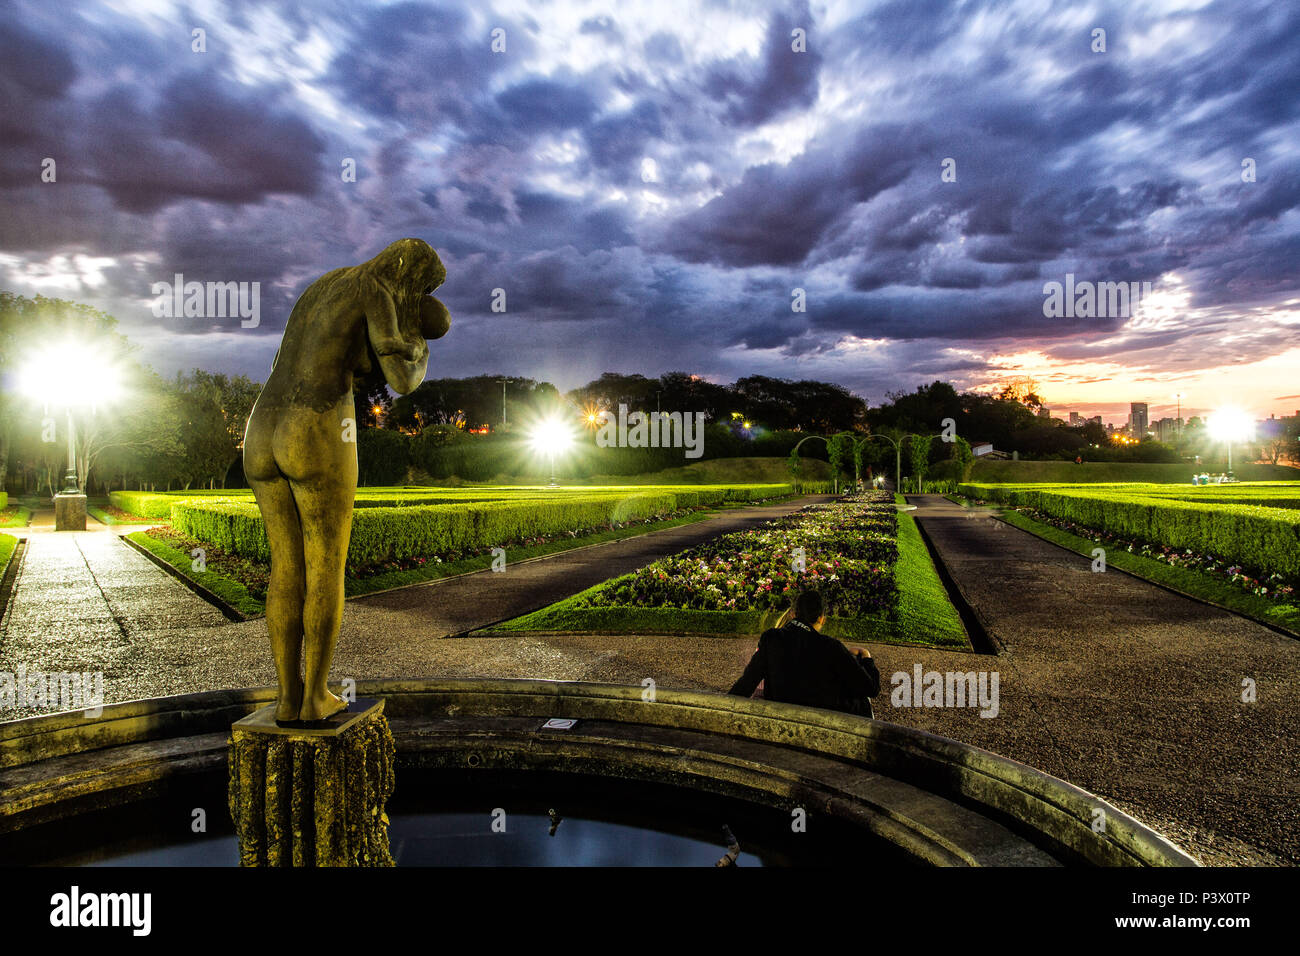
0, 678, 1197, 867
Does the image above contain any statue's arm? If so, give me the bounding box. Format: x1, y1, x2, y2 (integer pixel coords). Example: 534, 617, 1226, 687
358, 273, 419, 359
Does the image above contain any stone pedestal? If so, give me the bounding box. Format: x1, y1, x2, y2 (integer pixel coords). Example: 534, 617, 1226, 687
54, 493, 86, 531
227, 698, 396, 867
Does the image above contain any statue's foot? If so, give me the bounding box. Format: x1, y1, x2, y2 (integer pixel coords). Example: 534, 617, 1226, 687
299, 689, 348, 722
274, 678, 304, 723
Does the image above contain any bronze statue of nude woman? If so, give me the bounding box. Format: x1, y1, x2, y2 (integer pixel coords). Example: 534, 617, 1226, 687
243, 238, 451, 723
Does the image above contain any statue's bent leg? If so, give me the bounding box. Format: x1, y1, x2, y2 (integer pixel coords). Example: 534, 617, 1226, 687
248, 473, 306, 722
291, 476, 354, 722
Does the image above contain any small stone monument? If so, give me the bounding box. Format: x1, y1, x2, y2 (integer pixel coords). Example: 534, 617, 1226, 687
53, 493, 86, 531
54, 462, 86, 531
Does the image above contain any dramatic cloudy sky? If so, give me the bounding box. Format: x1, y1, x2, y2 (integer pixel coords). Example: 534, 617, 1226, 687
1, 0, 1297, 424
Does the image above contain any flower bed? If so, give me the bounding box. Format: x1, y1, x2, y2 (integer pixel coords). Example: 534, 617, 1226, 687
579, 491, 900, 617
1017, 508, 1298, 603
959, 481, 1300, 580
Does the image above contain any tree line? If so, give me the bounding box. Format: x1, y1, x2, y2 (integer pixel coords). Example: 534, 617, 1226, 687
4, 292, 1294, 496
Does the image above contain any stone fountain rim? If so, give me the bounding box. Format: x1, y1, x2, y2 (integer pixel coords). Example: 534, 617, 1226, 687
0, 678, 1198, 867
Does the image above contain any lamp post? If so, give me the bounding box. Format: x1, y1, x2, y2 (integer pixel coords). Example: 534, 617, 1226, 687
61, 406, 78, 494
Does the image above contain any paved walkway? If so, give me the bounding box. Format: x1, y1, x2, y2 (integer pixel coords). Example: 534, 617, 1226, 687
889, 494, 1300, 866
0, 531, 230, 716
0, 497, 831, 719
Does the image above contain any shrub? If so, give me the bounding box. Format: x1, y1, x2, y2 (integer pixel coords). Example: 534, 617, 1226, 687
357, 428, 412, 486
110, 490, 242, 518
171, 501, 270, 560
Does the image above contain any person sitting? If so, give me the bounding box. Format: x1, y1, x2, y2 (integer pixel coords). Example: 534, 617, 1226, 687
727, 590, 880, 717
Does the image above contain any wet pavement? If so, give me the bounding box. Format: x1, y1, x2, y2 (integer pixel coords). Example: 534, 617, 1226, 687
0, 529, 231, 716
889, 495, 1300, 866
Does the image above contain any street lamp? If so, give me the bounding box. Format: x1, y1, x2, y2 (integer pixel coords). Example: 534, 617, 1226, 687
528, 416, 575, 486
1207, 407, 1254, 474
17, 341, 123, 529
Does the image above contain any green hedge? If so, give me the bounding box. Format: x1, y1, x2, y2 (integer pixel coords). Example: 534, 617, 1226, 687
109, 490, 247, 518
0, 491, 7, 509
170, 485, 795, 566
112, 482, 794, 517
960, 482, 1300, 579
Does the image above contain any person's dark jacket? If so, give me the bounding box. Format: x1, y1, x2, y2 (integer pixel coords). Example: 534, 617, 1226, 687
728, 620, 880, 716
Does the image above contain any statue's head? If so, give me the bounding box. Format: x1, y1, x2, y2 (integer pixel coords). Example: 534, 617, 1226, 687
360, 238, 451, 394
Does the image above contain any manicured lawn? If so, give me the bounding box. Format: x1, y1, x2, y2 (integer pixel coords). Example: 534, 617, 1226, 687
891, 501, 968, 646
0, 507, 32, 528
0, 533, 16, 580
996, 508, 1300, 636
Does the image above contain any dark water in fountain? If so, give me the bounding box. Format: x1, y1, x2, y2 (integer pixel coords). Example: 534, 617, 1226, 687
2, 768, 910, 867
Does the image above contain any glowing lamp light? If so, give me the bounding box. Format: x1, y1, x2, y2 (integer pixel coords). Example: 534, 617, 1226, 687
1207, 408, 1254, 443
18, 342, 122, 409
529, 416, 576, 485
1208, 407, 1255, 472
17, 340, 124, 501
529, 418, 575, 454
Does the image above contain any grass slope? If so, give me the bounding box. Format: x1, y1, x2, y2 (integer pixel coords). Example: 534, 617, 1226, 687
996, 508, 1300, 636
970, 459, 1300, 484
587, 456, 831, 486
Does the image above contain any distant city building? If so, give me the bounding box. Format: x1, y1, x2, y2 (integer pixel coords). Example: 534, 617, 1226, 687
1129, 402, 1149, 438
1089, 415, 1103, 426
1154, 417, 1182, 442
1069, 412, 1081, 426
1037, 406, 1051, 419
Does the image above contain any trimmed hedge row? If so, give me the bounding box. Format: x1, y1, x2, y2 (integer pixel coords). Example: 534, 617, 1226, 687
960, 482, 1300, 579
0, 491, 7, 509
112, 482, 796, 521
170, 485, 795, 566
109, 490, 251, 518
